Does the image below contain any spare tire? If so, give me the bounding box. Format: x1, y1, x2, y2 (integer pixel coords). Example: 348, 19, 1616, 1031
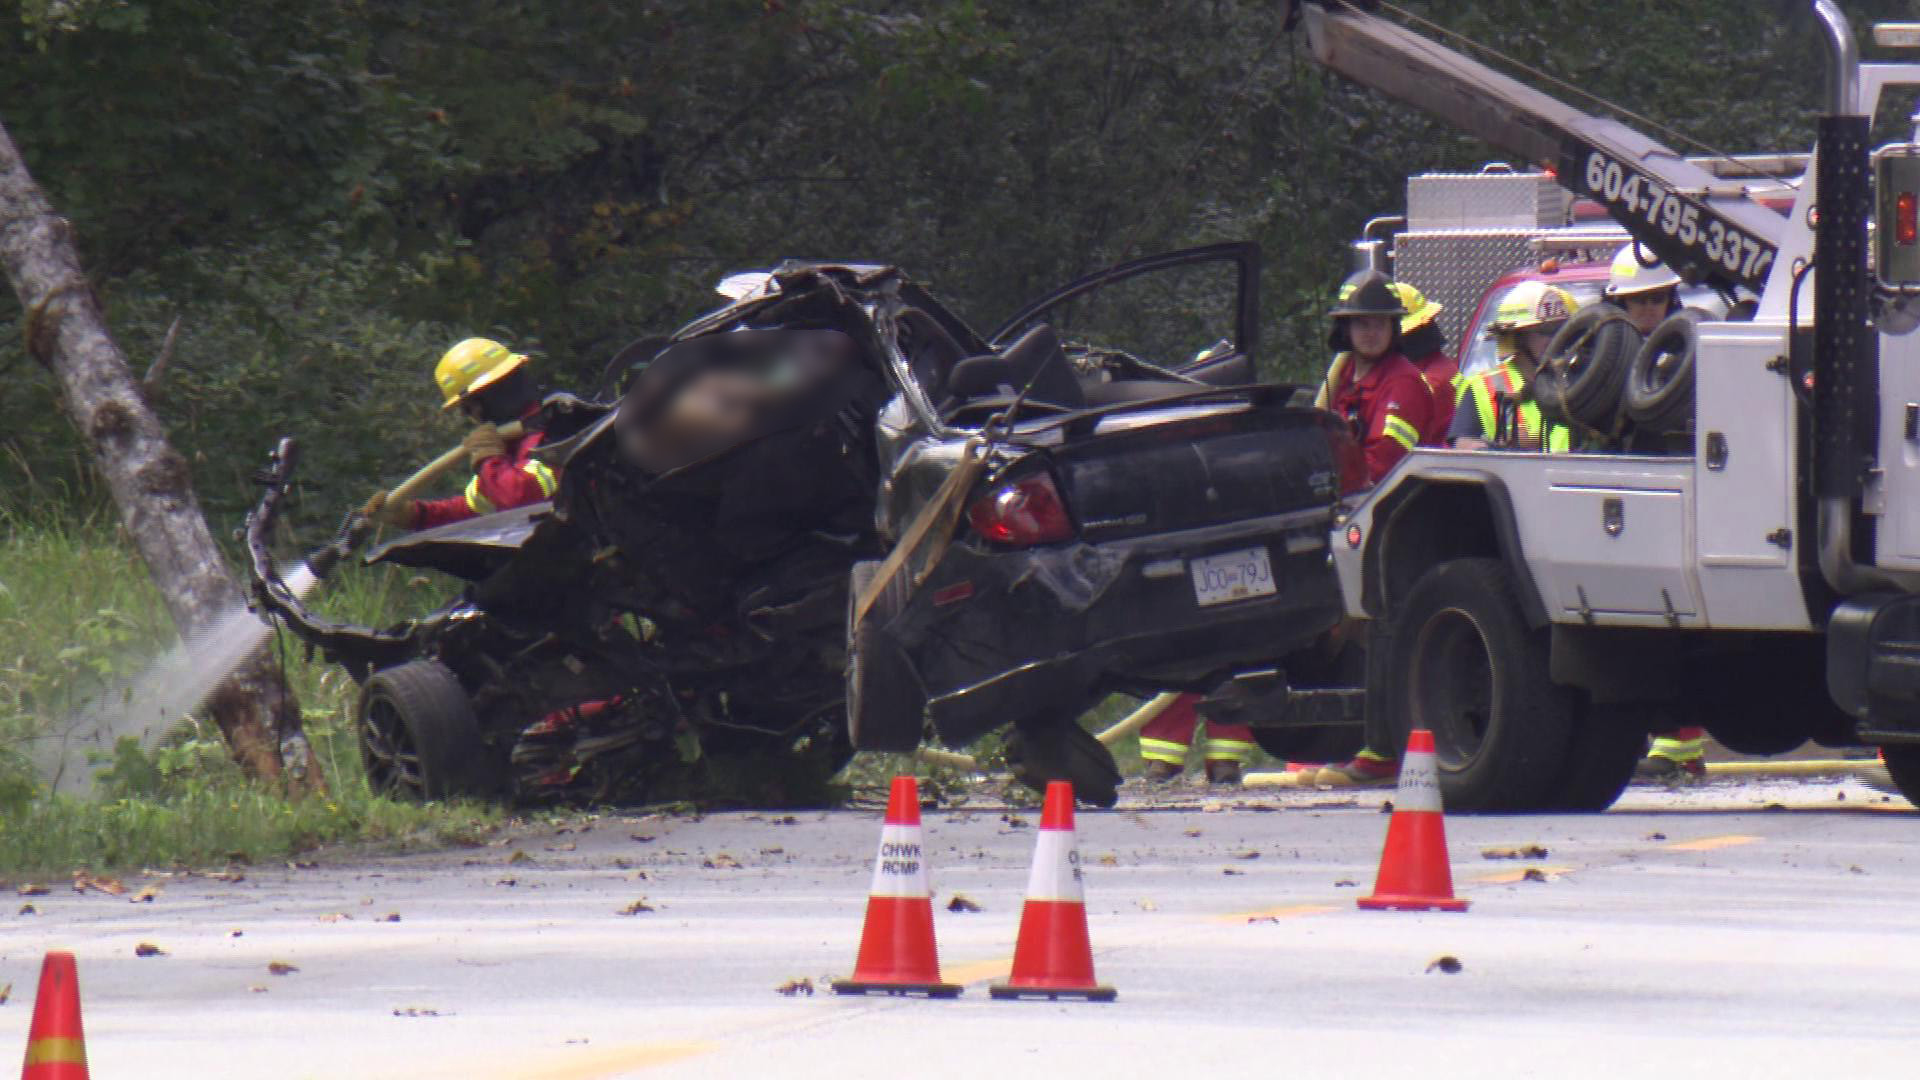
1625, 310, 1703, 434
1536, 303, 1637, 432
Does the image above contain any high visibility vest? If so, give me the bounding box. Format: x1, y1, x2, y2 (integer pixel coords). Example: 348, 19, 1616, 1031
1459, 361, 1571, 452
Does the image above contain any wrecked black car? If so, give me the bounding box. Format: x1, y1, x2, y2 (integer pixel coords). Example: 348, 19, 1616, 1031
847, 243, 1364, 804
247, 245, 1359, 808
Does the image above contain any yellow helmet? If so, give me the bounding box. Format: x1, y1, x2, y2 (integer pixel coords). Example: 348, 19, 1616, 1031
434, 337, 528, 410
1487, 281, 1579, 335
1387, 282, 1443, 334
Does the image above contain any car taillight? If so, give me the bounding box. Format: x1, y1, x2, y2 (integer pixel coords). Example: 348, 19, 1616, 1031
1899, 191, 1918, 246
968, 473, 1074, 546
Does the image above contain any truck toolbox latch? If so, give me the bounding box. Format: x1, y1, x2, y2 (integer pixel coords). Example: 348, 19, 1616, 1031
1602, 497, 1624, 537
1705, 433, 1729, 470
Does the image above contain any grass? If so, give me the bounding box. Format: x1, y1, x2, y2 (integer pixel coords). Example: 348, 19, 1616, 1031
0, 508, 499, 874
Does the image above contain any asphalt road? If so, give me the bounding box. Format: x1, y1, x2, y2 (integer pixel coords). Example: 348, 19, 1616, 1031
3, 775, 1915, 1080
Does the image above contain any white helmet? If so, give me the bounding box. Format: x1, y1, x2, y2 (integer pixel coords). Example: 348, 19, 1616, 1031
1607, 244, 1681, 300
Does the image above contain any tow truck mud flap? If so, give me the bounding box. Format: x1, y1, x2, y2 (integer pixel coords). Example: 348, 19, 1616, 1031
1828, 593, 1920, 742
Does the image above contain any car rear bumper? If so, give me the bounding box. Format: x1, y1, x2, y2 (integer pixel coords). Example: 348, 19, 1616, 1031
859, 506, 1344, 750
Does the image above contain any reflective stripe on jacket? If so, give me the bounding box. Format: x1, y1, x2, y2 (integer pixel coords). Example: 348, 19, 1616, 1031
1459, 361, 1571, 452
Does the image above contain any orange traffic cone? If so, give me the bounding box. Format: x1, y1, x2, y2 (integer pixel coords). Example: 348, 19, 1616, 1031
991, 780, 1116, 1002
1357, 729, 1469, 912
19, 951, 89, 1080
831, 775, 962, 997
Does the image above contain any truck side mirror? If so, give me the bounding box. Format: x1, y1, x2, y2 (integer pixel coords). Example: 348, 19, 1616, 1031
1873, 144, 1920, 290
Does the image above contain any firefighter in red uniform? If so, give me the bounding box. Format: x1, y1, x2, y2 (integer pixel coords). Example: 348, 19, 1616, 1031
1138, 693, 1258, 786
376, 338, 559, 530
1389, 282, 1456, 442
1320, 271, 1435, 483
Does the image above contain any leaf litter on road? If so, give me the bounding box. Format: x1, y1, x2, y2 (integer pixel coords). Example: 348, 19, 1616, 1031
617, 898, 656, 915
267, 961, 299, 976
775, 978, 815, 997
946, 894, 982, 913
135, 942, 166, 957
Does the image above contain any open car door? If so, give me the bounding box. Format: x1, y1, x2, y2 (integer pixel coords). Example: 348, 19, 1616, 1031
988, 242, 1261, 386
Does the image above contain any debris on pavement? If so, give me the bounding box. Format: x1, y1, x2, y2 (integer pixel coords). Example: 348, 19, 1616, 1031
393, 1007, 445, 1018
0, 982, 10, 1005
617, 898, 656, 915
1426, 956, 1463, 974
1334, 879, 1358, 887
1481, 845, 1550, 860
1222, 868, 1245, 876
946, 894, 983, 913
135, 942, 167, 957
776, 978, 815, 997
703, 853, 742, 869
18, 904, 36, 916
1521, 868, 1550, 882
379, 912, 403, 922
267, 961, 299, 976
1232, 849, 1261, 860
73, 872, 127, 896
17, 883, 49, 896
130, 884, 162, 902
1645, 832, 1667, 841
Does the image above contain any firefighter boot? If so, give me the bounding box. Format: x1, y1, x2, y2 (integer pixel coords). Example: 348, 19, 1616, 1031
1204, 759, 1244, 786
1635, 728, 1706, 782
1314, 748, 1399, 788
1140, 760, 1185, 783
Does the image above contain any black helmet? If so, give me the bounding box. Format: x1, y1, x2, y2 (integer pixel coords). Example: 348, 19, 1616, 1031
1329, 271, 1406, 319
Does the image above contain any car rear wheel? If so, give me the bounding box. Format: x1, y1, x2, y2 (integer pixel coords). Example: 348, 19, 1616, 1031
1006, 719, 1122, 808
1879, 745, 1920, 807
846, 561, 927, 752
358, 659, 504, 801
1386, 558, 1575, 812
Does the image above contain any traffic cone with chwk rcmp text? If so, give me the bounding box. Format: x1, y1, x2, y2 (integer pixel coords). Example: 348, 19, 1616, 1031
19, 951, 89, 1079
831, 775, 961, 997
1357, 728, 1469, 912
991, 780, 1116, 1001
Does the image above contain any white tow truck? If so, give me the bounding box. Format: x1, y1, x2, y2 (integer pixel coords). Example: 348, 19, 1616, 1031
1275, 1, 1920, 810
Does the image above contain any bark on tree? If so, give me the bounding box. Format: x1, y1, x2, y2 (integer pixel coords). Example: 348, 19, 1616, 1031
0, 117, 323, 796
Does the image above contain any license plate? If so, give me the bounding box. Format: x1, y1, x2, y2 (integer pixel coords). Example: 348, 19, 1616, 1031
1190, 547, 1276, 607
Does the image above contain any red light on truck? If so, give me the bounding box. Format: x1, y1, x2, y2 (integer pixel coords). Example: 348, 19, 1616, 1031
1345, 524, 1363, 549
1899, 192, 1918, 246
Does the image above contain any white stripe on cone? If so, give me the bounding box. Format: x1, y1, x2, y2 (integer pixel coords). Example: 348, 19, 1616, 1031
1395, 745, 1444, 813
867, 822, 931, 899
1023, 828, 1085, 903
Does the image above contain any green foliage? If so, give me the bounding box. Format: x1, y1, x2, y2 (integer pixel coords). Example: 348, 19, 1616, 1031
7, 1, 1905, 534
0, 519, 490, 873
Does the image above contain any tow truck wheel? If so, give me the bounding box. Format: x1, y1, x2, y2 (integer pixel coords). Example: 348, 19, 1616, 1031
358, 660, 503, 801
1387, 558, 1575, 812
1879, 745, 1920, 808
1547, 703, 1648, 811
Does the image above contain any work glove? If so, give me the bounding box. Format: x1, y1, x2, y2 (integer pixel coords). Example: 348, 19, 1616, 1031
367, 492, 416, 529
463, 423, 508, 468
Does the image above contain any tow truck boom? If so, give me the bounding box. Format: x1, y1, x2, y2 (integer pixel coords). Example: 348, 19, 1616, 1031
1284, 1, 1787, 296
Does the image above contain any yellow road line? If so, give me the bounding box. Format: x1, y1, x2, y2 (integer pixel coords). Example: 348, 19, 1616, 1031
1663, 834, 1760, 852
1217, 902, 1340, 924
1471, 865, 1575, 885
490, 1041, 718, 1080
943, 956, 1012, 984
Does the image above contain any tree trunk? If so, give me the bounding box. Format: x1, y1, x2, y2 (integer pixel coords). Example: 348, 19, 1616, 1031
0, 117, 323, 796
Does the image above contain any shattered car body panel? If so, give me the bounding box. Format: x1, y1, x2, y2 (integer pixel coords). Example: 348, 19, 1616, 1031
248, 247, 1354, 808
848, 243, 1364, 796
